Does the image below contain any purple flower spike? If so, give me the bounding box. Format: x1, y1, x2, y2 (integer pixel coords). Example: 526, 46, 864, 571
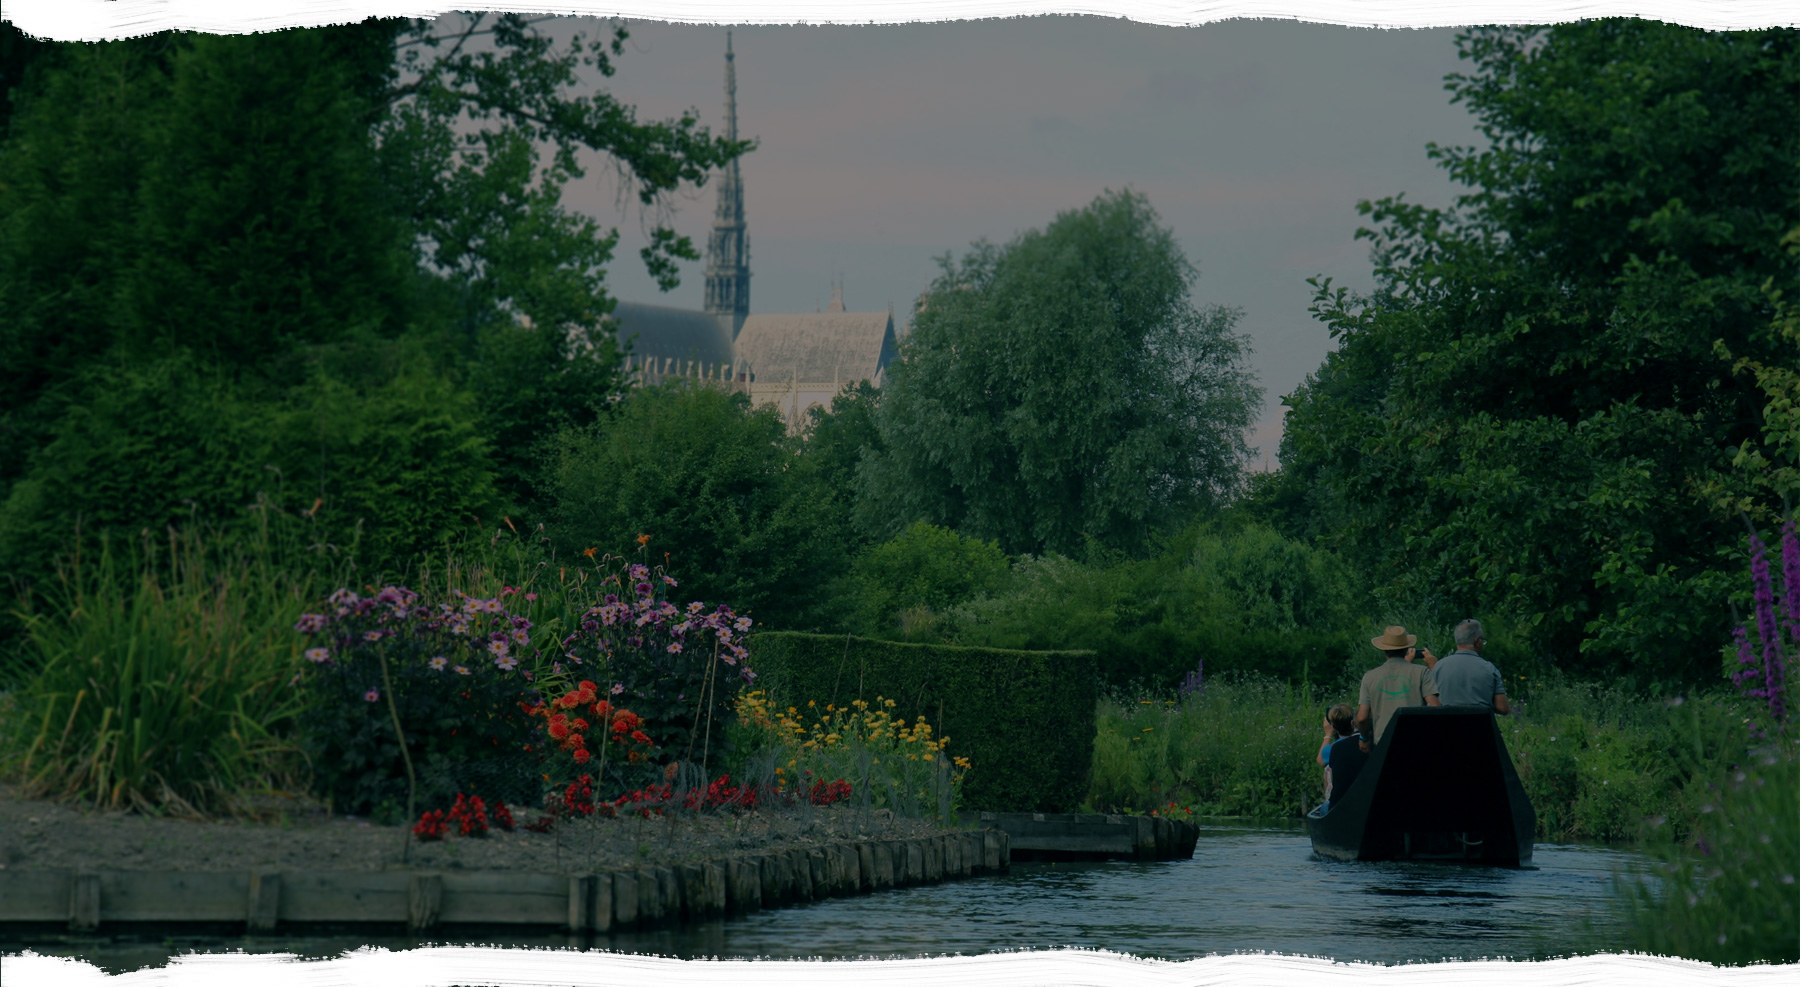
1734, 530, 1790, 723
1751, 536, 1784, 695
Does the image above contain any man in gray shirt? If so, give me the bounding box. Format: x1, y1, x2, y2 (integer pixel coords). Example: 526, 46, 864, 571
1430, 619, 1511, 714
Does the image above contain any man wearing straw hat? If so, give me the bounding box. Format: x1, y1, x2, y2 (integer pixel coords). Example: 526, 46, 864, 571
1356, 625, 1441, 744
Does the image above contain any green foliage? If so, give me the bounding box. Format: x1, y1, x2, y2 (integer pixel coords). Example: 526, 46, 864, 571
468, 318, 626, 510
0, 345, 502, 581
1086, 676, 1324, 819
858, 189, 1260, 558
0, 35, 175, 496
1188, 523, 1359, 633
797, 380, 884, 498
925, 521, 1368, 691
379, 14, 749, 297
121, 28, 412, 365
847, 521, 1010, 638
744, 631, 1097, 812
268, 343, 502, 565
1268, 22, 1800, 688
0, 355, 282, 582
1716, 225, 1800, 512
543, 384, 849, 631
1502, 709, 1671, 844
0, 18, 748, 615
793, 379, 884, 548
0, 512, 339, 816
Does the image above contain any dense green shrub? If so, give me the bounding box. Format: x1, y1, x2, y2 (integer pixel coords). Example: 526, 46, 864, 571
269, 345, 501, 565
846, 521, 1010, 638
0, 346, 502, 586
933, 523, 1372, 691
1188, 523, 1360, 633
744, 631, 1096, 812
543, 384, 851, 632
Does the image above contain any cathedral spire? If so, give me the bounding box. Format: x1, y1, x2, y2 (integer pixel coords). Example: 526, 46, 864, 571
704, 31, 751, 334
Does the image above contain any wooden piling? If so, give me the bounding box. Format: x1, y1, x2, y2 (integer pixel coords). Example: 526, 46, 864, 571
69, 872, 100, 933
611, 870, 638, 929
407, 874, 442, 932
246, 871, 280, 933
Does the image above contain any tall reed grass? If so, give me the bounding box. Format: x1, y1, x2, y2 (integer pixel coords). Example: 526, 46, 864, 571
1086, 672, 1325, 818
1, 506, 350, 817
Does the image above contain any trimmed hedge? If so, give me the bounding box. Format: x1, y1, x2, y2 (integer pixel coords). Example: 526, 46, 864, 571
744, 632, 1097, 813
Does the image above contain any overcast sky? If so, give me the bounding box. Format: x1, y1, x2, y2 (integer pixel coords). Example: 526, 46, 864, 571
535, 17, 1486, 465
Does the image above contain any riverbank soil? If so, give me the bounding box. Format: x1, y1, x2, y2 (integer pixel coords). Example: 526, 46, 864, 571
0, 783, 951, 874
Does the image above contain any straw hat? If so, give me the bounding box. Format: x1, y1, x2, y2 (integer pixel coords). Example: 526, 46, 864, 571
1370, 625, 1416, 651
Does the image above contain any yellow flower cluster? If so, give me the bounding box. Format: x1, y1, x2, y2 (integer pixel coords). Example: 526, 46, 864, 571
733, 691, 974, 780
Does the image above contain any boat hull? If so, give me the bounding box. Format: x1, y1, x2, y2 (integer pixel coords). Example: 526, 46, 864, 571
1305, 706, 1535, 867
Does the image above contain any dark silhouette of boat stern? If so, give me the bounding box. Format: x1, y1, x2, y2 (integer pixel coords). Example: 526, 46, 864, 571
1305, 706, 1535, 867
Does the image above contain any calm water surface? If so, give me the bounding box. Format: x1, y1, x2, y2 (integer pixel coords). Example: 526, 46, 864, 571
4, 824, 1651, 973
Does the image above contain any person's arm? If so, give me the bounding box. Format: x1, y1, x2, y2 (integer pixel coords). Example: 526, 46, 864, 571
1492, 693, 1511, 715
1323, 764, 1335, 801
1356, 703, 1372, 738
1418, 647, 1437, 670
1422, 665, 1441, 706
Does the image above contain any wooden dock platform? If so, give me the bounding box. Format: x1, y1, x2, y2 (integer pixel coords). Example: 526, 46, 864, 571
979, 812, 1199, 862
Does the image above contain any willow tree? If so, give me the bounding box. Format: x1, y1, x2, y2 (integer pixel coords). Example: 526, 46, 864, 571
858, 189, 1260, 558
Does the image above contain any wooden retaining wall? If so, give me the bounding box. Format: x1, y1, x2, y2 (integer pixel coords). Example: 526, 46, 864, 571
0, 830, 1010, 935
980, 812, 1200, 861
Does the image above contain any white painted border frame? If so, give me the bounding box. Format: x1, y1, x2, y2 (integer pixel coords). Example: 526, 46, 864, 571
5, 0, 1800, 40
3, 945, 1800, 986
2, 0, 1798, 982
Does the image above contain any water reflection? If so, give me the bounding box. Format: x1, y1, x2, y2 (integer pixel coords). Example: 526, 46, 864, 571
2, 826, 1651, 972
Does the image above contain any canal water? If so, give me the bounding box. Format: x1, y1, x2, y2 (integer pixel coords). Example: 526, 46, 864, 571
3, 824, 1652, 974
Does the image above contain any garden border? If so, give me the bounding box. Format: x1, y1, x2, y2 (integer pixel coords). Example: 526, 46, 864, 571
0, 830, 1010, 934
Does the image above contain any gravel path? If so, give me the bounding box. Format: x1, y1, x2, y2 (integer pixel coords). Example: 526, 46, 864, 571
0, 783, 957, 875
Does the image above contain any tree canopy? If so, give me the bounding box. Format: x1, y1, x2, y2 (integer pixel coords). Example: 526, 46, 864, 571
1263, 22, 1800, 686
857, 189, 1261, 558
0, 17, 749, 577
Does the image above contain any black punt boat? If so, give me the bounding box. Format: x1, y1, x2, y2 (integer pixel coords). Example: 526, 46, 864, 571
1305, 705, 1536, 867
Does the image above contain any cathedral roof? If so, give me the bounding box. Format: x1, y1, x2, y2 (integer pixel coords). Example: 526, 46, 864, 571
608, 301, 736, 366
734, 311, 896, 384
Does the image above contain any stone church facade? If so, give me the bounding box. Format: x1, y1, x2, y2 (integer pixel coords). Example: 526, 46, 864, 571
601, 33, 896, 427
